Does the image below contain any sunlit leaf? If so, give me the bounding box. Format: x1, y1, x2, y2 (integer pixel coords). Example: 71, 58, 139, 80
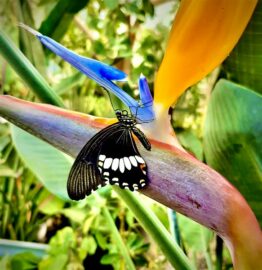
38, 254, 67, 270
38, 195, 65, 215
0, 165, 19, 177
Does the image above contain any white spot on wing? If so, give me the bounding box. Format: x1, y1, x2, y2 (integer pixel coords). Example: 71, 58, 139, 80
98, 161, 103, 167
124, 157, 131, 170
133, 184, 139, 190
119, 159, 125, 173
140, 179, 145, 184
103, 172, 109, 176
104, 158, 113, 169
99, 155, 106, 161
122, 182, 128, 186
112, 158, 119, 171
129, 156, 137, 167
112, 177, 119, 182
135, 155, 144, 164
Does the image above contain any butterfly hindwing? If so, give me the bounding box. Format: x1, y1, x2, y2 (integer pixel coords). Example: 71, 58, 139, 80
67, 123, 121, 200
97, 128, 148, 191
67, 160, 102, 200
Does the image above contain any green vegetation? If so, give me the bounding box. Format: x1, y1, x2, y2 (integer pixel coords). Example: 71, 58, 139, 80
0, 0, 261, 269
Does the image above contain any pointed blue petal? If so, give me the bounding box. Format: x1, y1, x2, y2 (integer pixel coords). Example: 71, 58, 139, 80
19, 24, 155, 122
138, 74, 153, 106
38, 35, 138, 107
18, 23, 127, 81
18, 25, 137, 107
37, 35, 128, 81
74, 57, 127, 81
129, 75, 155, 122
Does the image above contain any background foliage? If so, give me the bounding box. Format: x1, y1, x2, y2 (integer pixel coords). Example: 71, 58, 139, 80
0, 0, 261, 269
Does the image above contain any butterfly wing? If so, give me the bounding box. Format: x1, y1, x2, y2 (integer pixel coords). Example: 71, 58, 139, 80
67, 123, 121, 200
97, 128, 148, 191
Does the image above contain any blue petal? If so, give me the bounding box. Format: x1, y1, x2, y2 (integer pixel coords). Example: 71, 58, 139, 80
18, 23, 127, 82
138, 74, 153, 106
19, 24, 155, 122
41, 36, 127, 81
128, 75, 155, 122
34, 34, 138, 107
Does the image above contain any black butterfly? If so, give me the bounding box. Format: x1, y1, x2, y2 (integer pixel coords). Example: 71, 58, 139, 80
67, 110, 151, 200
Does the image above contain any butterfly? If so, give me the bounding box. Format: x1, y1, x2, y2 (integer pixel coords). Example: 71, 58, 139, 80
67, 110, 151, 200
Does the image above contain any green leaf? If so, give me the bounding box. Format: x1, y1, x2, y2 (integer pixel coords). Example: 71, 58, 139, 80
223, 1, 262, 94
11, 252, 40, 270
95, 232, 108, 250
0, 0, 19, 44
0, 136, 11, 152
53, 72, 85, 95
177, 214, 214, 270
49, 227, 76, 255
61, 208, 87, 224
0, 255, 11, 270
38, 195, 65, 215
177, 130, 203, 161
11, 125, 72, 201
126, 233, 149, 254
15, 0, 46, 76
39, 0, 89, 41
38, 254, 68, 270
78, 236, 97, 259
0, 165, 19, 177
177, 214, 212, 252
104, 0, 118, 10
0, 31, 64, 107
204, 79, 262, 224
100, 253, 120, 265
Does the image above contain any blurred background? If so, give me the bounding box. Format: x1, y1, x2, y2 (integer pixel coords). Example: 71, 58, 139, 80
2, 0, 261, 269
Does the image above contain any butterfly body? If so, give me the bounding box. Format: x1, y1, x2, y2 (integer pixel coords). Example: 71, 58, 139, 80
67, 110, 151, 200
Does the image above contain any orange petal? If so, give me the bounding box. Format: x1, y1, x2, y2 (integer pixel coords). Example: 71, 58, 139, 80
154, 0, 257, 109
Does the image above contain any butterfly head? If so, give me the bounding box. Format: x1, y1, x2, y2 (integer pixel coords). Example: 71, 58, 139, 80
115, 110, 136, 127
